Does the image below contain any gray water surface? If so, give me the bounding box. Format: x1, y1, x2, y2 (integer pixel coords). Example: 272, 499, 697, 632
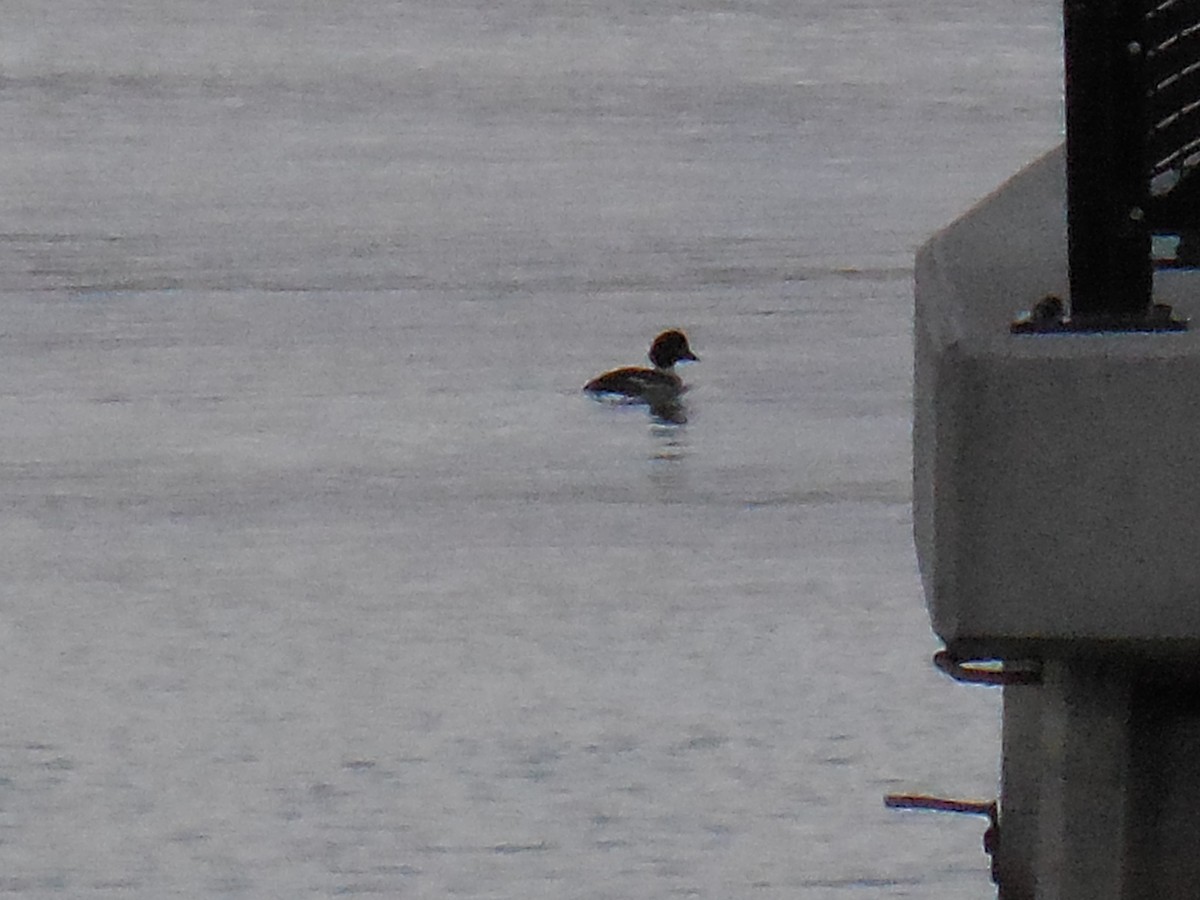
1, 1, 1063, 896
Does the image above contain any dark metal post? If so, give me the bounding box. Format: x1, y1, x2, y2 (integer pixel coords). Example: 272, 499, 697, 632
1064, 0, 1152, 321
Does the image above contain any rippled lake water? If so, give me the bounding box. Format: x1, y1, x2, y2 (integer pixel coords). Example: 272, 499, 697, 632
0, 1, 1063, 896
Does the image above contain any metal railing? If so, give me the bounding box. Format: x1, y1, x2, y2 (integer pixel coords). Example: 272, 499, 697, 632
1064, 0, 1199, 326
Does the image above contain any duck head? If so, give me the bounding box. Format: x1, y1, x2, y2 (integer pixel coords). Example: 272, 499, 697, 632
648, 330, 699, 369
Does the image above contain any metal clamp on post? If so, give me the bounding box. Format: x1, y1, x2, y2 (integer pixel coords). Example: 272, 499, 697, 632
932, 650, 1042, 686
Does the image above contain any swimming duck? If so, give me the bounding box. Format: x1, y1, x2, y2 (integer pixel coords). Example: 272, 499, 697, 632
583, 330, 698, 420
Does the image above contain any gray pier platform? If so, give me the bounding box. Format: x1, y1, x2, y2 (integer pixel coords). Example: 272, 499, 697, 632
915, 143, 1200, 899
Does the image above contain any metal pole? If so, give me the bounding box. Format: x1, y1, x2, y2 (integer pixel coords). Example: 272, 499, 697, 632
1064, 0, 1152, 321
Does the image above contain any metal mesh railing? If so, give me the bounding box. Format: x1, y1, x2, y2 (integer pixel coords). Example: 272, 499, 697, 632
1061, 0, 1200, 322
1145, 0, 1200, 227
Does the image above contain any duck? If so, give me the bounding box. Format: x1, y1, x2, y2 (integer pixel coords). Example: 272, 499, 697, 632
583, 330, 698, 421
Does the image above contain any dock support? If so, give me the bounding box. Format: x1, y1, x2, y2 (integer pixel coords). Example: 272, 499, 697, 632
1032, 660, 1132, 899
993, 667, 1200, 898
997, 681, 1040, 900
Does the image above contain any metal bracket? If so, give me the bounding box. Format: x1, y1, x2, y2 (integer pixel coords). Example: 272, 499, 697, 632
932, 650, 1042, 686
884, 794, 1001, 884
1011, 294, 1187, 333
